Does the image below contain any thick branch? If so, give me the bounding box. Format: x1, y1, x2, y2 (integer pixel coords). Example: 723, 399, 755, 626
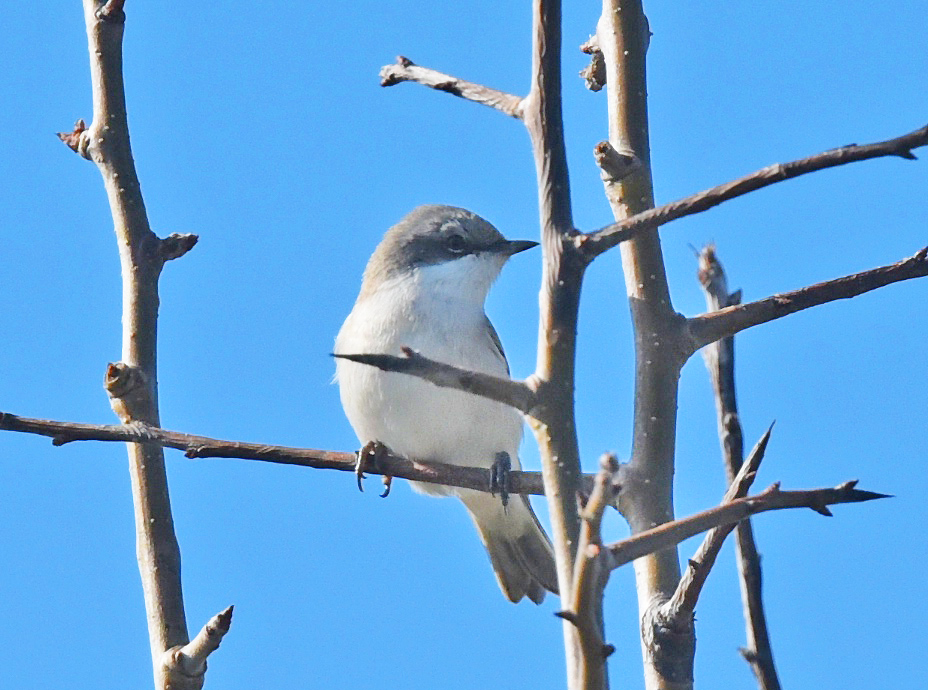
73, 3, 193, 686
379, 56, 524, 119
608, 480, 888, 570
686, 247, 928, 353
382, 5, 588, 685
521, 2, 588, 686
597, 3, 683, 688
0, 411, 600, 497
578, 123, 928, 259
333, 347, 538, 415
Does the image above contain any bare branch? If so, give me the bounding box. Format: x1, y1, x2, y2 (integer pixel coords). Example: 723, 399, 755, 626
686, 247, 928, 353
597, 2, 683, 687
0, 411, 602, 497
73, 2, 194, 685
332, 347, 538, 415
161, 606, 233, 685
519, 3, 588, 685
379, 56, 524, 119
577, 123, 928, 259
558, 453, 623, 685
663, 426, 772, 622
697, 245, 781, 690
608, 480, 888, 571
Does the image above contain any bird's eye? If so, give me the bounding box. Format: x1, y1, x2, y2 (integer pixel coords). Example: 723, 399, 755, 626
447, 234, 467, 253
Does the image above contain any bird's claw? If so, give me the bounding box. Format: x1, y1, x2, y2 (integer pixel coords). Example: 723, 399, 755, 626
355, 441, 393, 497
380, 475, 393, 498
490, 451, 511, 511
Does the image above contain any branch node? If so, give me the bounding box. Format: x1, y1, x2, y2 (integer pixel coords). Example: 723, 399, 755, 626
160, 233, 199, 261
554, 610, 580, 626
105, 362, 153, 424
56, 119, 91, 159
95, 0, 126, 22
579, 36, 606, 91
594, 140, 640, 183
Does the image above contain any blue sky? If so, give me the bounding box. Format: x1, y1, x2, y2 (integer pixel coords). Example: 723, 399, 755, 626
1, 3, 925, 688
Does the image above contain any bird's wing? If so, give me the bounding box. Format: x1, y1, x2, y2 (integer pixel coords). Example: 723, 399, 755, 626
484, 316, 510, 375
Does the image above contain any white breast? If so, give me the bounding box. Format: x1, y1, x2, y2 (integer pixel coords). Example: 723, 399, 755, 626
334, 264, 524, 493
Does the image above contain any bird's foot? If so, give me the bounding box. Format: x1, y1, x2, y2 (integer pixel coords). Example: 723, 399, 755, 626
355, 441, 393, 497
490, 451, 511, 511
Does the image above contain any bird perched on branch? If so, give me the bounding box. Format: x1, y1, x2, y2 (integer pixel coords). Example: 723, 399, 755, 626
334, 204, 558, 603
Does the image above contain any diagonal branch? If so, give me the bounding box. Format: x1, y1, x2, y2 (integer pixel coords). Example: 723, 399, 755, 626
577, 123, 928, 260
662, 426, 773, 624
0, 411, 598, 497
332, 347, 537, 414
685, 247, 928, 353
379, 56, 524, 118
608, 480, 888, 571
697, 245, 781, 690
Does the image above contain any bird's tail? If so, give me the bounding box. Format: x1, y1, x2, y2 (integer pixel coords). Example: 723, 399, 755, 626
459, 490, 559, 604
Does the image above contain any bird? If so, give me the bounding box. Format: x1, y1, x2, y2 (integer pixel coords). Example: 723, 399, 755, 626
334, 204, 558, 604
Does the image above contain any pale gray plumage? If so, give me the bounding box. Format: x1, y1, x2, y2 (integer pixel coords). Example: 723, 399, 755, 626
334, 204, 558, 603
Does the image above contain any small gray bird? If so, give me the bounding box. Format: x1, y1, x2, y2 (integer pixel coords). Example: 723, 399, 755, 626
335, 204, 558, 603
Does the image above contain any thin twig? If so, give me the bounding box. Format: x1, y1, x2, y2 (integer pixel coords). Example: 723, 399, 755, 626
0, 411, 598, 497
607, 480, 888, 570
663, 426, 772, 622
379, 56, 524, 119
697, 245, 781, 690
332, 347, 538, 415
577, 124, 928, 259
685, 247, 928, 352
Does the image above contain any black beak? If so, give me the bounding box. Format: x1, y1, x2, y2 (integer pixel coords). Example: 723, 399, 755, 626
499, 239, 539, 256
